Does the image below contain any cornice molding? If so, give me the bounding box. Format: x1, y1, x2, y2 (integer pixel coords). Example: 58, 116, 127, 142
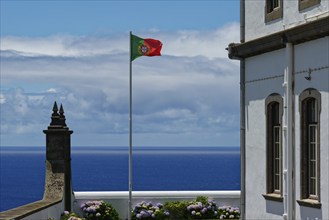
228, 16, 329, 59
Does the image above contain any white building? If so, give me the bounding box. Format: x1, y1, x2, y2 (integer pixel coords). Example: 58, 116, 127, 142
228, 0, 328, 219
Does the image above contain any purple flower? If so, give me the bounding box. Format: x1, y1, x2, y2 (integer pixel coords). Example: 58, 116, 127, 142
191, 210, 196, 215
94, 201, 101, 206
64, 211, 70, 215
96, 213, 101, 217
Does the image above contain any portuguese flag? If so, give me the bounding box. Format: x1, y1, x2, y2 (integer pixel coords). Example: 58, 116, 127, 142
130, 34, 162, 61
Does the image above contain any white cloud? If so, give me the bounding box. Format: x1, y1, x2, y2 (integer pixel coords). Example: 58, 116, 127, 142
1, 23, 239, 59
0, 93, 6, 104
46, 88, 57, 93
0, 24, 240, 146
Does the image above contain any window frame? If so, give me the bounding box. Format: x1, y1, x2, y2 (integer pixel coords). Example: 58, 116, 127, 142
297, 88, 321, 208
263, 94, 283, 202
265, 0, 283, 23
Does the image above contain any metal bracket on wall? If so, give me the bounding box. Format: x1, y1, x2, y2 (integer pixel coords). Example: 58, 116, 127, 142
305, 68, 312, 81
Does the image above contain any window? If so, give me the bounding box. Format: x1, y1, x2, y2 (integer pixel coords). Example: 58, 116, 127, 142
298, 88, 321, 208
265, 0, 283, 23
264, 94, 283, 201
267, 0, 279, 13
299, 0, 321, 11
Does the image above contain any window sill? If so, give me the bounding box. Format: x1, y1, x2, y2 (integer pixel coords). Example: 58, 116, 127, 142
299, 0, 321, 11
297, 199, 321, 209
262, 193, 283, 202
265, 9, 283, 23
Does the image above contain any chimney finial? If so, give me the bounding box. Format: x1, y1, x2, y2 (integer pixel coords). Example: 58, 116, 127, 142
59, 104, 67, 127
50, 101, 61, 127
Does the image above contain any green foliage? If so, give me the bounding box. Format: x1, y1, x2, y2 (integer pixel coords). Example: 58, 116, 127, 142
195, 196, 209, 205
164, 201, 190, 220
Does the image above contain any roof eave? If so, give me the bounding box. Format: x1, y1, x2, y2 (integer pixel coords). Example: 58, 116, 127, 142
227, 16, 329, 60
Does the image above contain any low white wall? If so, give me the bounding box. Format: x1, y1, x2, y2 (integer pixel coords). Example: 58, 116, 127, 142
73, 190, 241, 220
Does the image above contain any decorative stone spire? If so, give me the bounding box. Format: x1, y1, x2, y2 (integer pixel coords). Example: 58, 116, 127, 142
59, 104, 67, 127
49, 101, 61, 128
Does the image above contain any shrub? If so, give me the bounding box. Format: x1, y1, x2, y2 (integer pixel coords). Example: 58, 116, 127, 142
60, 211, 85, 220
217, 206, 240, 219
80, 200, 119, 220
132, 201, 170, 220
164, 200, 190, 220
186, 196, 219, 219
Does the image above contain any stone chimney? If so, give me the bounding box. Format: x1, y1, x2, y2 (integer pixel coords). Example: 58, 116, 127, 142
43, 101, 73, 211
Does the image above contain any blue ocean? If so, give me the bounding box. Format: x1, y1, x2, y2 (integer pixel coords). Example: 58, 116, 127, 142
0, 146, 240, 212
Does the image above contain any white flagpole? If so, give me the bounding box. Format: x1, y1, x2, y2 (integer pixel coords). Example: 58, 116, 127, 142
128, 31, 133, 220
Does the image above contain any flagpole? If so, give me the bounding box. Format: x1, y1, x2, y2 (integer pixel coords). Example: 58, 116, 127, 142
128, 31, 133, 220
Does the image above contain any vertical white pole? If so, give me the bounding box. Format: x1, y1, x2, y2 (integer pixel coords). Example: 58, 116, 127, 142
240, 0, 246, 219
286, 42, 294, 220
283, 42, 294, 220
128, 31, 133, 220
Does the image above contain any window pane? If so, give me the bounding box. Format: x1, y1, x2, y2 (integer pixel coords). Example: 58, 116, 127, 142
309, 144, 316, 160
308, 122, 318, 196
274, 174, 280, 190
272, 124, 281, 192
309, 125, 316, 143
309, 178, 316, 196
274, 127, 279, 142
307, 99, 317, 123
268, 0, 279, 11
273, 0, 279, 8
309, 161, 315, 178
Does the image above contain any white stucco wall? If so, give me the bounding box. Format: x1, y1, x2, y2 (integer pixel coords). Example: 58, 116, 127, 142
245, 48, 286, 220
245, 0, 329, 41
244, 36, 329, 219
294, 36, 329, 220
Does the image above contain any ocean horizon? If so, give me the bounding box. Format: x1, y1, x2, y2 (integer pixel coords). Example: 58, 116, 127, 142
0, 146, 240, 212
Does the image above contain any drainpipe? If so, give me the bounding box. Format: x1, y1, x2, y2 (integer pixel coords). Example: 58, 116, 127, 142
282, 38, 295, 220
240, 0, 246, 219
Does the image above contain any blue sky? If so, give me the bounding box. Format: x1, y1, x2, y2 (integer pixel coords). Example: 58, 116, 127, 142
0, 0, 240, 147
1, 1, 239, 36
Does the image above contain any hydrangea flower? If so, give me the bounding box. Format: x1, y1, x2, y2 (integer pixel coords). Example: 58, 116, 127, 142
132, 201, 170, 220
217, 205, 240, 219
186, 197, 219, 219
60, 211, 84, 220
80, 200, 119, 220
